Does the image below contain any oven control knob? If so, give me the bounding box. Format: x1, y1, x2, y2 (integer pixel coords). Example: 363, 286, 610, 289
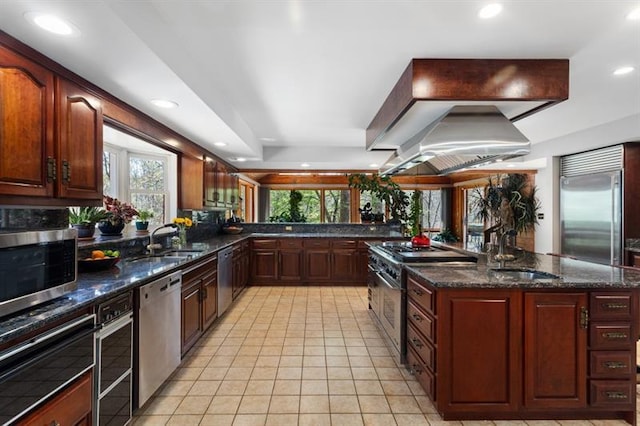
113, 310, 120, 317
105, 313, 113, 322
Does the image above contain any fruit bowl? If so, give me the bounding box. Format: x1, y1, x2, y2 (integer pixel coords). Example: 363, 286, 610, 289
222, 226, 243, 235
78, 257, 120, 272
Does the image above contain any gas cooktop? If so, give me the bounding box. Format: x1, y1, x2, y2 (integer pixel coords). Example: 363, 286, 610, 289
376, 241, 477, 263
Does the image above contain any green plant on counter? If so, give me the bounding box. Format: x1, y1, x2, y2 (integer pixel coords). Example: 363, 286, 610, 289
407, 190, 422, 236
68, 206, 108, 225
471, 173, 541, 235
432, 228, 459, 243
269, 190, 307, 223
135, 209, 154, 222
347, 173, 408, 223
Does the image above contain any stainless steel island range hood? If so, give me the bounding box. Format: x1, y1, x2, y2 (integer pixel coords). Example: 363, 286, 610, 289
380, 105, 530, 176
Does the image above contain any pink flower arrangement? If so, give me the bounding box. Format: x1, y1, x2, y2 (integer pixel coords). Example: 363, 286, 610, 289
103, 195, 139, 224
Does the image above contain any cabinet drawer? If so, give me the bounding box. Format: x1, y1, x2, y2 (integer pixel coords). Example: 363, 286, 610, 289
590, 351, 634, 377
407, 274, 435, 315
332, 240, 357, 249
590, 324, 634, 349
407, 322, 435, 371
407, 299, 435, 344
406, 345, 435, 401
304, 239, 330, 248
591, 293, 633, 321
280, 239, 303, 248
589, 380, 635, 408
183, 255, 217, 283
252, 239, 278, 249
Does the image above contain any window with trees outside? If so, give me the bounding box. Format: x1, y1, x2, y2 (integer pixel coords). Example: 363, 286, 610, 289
269, 189, 350, 223
405, 190, 443, 232
359, 191, 384, 217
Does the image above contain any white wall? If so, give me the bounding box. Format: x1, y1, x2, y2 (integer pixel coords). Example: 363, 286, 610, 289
524, 113, 640, 254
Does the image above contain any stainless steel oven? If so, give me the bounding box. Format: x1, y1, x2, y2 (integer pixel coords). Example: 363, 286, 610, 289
95, 292, 133, 426
0, 228, 77, 317
0, 314, 96, 425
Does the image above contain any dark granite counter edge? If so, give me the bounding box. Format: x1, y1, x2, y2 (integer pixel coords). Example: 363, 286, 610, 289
0, 232, 403, 345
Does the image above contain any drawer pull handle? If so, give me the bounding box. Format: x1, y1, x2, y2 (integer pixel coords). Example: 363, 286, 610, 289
602, 302, 628, 310
579, 307, 589, 329
412, 289, 423, 296
605, 391, 628, 400
411, 338, 423, 348
602, 332, 628, 340
604, 361, 628, 369
412, 314, 422, 322
50, 422, 61, 426
410, 364, 423, 375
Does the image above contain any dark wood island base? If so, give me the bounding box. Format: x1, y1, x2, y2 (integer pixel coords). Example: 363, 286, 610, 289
405, 269, 638, 425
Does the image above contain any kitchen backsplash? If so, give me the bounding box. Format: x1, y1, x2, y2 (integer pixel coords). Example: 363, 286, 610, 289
0, 208, 67, 231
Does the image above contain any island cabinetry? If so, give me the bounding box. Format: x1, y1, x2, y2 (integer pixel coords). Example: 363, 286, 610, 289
305, 239, 331, 282
181, 255, 217, 355
331, 240, 358, 281
523, 292, 587, 409
20, 371, 92, 426
232, 240, 250, 299
279, 239, 304, 282
587, 292, 636, 410
251, 239, 279, 283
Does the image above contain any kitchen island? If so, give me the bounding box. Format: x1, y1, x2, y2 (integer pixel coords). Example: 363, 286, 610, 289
402, 246, 640, 424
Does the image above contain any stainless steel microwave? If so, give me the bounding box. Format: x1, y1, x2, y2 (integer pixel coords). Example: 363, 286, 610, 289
0, 228, 77, 318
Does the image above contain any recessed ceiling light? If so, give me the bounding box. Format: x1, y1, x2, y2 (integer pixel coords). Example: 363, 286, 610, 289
259, 137, 277, 142
369, 163, 379, 168
627, 7, 640, 20
301, 163, 310, 168
613, 66, 635, 76
478, 3, 503, 19
507, 164, 516, 168
495, 158, 503, 162
150, 99, 179, 109
25, 12, 79, 36
234, 157, 246, 162
214, 142, 227, 147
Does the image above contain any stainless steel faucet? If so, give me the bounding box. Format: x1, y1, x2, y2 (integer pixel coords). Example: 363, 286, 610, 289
147, 224, 178, 255
495, 229, 517, 268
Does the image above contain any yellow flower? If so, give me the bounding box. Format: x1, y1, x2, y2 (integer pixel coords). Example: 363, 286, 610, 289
185, 218, 193, 227
172, 217, 192, 228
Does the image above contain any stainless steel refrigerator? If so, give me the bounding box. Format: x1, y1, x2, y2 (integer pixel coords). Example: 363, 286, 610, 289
560, 171, 622, 265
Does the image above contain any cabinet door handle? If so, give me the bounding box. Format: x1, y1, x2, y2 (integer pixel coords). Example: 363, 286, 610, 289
604, 361, 628, 369
602, 302, 628, 310
410, 364, 423, 375
46, 157, 57, 182
411, 288, 423, 296
605, 391, 628, 400
411, 338, 423, 348
62, 160, 71, 183
49, 421, 60, 426
579, 307, 589, 329
602, 332, 628, 340
412, 314, 422, 322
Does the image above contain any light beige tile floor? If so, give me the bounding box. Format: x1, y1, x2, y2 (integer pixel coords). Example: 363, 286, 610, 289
133, 286, 636, 426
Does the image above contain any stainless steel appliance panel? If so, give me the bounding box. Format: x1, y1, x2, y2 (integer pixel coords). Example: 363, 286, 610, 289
374, 270, 404, 357
0, 228, 77, 317
0, 314, 95, 425
560, 171, 622, 265
137, 271, 182, 408
218, 247, 233, 316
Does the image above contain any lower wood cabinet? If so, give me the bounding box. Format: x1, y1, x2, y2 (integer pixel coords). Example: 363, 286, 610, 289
20, 371, 92, 426
232, 240, 250, 300
406, 271, 638, 423
181, 255, 217, 356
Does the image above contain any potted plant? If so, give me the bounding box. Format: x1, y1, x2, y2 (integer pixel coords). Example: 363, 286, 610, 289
68, 206, 108, 238
99, 196, 139, 236
135, 209, 154, 231
348, 173, 408, 224
268, 190, 307, 223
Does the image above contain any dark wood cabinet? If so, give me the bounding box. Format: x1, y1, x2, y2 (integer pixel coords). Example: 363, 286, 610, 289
232, 240, 250, 300
203, 157, 218, 207
20, 371, 92, 426
181, 255, 217, 355
251, 239, 302, 284
406, 270, 638, 424
331, 240, 358, 281
179, 154, 204, 210
524, 292, 587, 409
280, 249, 304, 282
56, 78, 103, 201
0, 44, 54, 198
0, 47, 102, 204
251, 245, 278, 283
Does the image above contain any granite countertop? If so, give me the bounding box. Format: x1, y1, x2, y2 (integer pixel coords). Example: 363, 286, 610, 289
0, 231, 403, 345
404, 246, 640, 289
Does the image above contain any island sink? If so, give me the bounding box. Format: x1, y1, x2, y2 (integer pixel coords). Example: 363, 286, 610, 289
488, 268, 560, 280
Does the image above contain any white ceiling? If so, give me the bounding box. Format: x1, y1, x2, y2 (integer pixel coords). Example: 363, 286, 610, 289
0, 1, 638, 171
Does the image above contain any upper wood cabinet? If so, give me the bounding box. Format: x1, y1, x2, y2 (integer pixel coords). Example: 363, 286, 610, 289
56, 78, 103, 201
0, 44, 55, 198
203, 157, 218, 207
180, 154, 205, 210
0, 45, 103, 204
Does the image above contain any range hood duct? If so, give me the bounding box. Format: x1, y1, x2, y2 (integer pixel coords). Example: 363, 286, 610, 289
381, 105, 530, 176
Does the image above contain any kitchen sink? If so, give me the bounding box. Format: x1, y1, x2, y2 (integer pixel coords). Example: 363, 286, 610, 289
488, 268, 561, 281
125, 250, 204, 265
159, 250, 203, 258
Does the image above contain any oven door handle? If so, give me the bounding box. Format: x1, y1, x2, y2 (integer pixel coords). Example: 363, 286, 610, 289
0, 323, 98, 383
375, 272, 404, 292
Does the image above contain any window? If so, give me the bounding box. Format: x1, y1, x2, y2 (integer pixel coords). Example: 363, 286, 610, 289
269, 189, 350, 223
103, 149, 117, 198
465, 187, 485, 246
421, 190, 442, 232
129, 154, 167, 224
359, 191, 384, 216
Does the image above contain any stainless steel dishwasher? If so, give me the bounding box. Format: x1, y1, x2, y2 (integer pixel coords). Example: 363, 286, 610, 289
136, 271, 182, 408
218, 246, 233, 316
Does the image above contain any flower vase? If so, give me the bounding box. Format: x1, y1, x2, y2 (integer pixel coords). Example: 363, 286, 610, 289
178, 227, 187, 247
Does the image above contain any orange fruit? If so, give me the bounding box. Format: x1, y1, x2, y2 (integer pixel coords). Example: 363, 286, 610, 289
91, 250, 105, 259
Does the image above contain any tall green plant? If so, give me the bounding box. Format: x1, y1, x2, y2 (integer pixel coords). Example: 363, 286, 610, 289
471, 173, 541, 234
408, 190, 423, 236
347, 173, 408, 222
269, 190, 307, 223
